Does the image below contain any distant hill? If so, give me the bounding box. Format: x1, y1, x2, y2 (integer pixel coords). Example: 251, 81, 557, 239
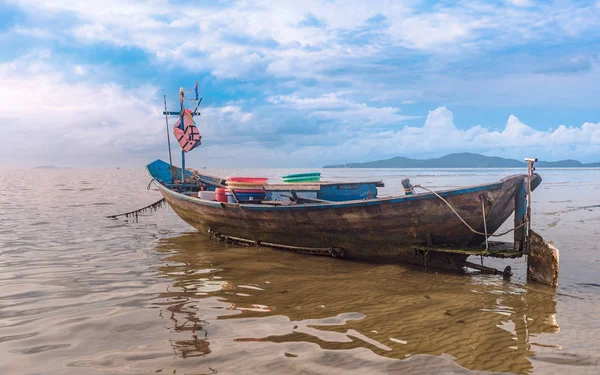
324, 153, 600, 168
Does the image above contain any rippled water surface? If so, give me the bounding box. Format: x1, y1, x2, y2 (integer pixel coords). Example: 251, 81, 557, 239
1, 167, 599, 374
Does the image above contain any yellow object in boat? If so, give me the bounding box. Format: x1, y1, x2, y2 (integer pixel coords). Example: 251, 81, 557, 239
226, 181, 267, 189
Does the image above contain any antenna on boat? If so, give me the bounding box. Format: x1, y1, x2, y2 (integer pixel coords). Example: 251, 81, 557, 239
179, 87, 186, 181
162, 90, 173, 166
524, 157, 538, 254
189, 81, 203, 115
192, 97, 203, 116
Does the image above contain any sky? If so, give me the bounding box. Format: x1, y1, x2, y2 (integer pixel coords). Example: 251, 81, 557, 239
0, 0, 599, 168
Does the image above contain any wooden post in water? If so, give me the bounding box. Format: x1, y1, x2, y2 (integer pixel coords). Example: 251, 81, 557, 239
522, 157, 559, 287
524, 158, 537, 254
513, 179, 527, 253
528, 230, 559, 287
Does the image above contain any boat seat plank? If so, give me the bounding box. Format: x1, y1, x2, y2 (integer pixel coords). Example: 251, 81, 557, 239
265, 180, 384, 191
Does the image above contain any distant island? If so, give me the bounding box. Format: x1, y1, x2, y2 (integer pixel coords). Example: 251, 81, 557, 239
33, 165, 60, 169
32, 165, 72, 169
324, 153, 600, 168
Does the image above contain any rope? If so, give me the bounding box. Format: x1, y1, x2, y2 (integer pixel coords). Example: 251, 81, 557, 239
106, 198, 166, 221
413, 184, 527, 237
207, 229, 344, 257
482, 200, 489, 254
147, 178, 156, 190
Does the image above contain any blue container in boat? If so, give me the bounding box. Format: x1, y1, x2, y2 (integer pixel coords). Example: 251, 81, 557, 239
226, 191, 267, 203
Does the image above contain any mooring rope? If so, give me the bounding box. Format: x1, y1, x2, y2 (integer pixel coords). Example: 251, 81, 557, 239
482, 200, 489, 254
147, 178, 156, 190
413, 185, 527, 238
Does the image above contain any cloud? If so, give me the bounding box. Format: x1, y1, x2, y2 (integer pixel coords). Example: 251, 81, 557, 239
7, 0, 600, 80
268, 93, 418, 127
506, 0, 534, 8
0, 53, 257, 167
0, 54, 158, 166
5, 0, 597, 119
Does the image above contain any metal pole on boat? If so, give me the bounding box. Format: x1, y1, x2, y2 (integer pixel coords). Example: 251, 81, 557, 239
179, 87, 186, 181
163, 92, 173, 166
524, 157, 537, 254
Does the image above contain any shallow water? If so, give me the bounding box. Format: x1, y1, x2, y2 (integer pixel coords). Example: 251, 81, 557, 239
0, 167, 599, 374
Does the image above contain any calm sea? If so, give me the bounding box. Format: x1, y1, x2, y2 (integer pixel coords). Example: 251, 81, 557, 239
1, 167, 599, 374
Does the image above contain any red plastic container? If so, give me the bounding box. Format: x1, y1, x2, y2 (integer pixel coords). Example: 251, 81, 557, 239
226, 177, 268, 183
215, 187, 230, 202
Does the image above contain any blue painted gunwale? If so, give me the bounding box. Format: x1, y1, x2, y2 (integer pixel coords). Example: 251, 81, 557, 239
147, 159, 192, 184
147, 161, 505, 211
147, 159, 223, 191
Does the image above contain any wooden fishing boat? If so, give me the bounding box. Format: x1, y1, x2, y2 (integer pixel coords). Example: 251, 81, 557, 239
146, 159, 547, 270
137, 83, 559, 286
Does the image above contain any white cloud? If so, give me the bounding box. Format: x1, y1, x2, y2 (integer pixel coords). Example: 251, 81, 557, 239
8, 0, 600, 81
0, 54, 257, 167
73, 65, 86, 76
507, 0, 534, 7
0, 56, 160, 166
11, 26, 56, 39
422, 107, 456, 132
269, 93, 419, 127
387, 11, 486, 51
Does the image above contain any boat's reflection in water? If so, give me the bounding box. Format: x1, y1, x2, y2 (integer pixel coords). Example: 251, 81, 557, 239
153, 232, 560, 374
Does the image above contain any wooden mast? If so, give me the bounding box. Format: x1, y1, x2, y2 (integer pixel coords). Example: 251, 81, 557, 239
163, 93, 173, 166
162, 82, 201, 181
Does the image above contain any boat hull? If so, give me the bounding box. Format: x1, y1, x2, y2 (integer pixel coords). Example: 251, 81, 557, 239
152, 173, 532, 270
